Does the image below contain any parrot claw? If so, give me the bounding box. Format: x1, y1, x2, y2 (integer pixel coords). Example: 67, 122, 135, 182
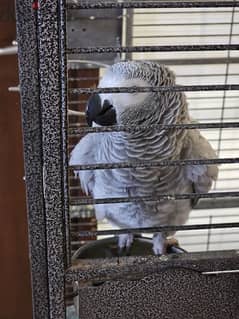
153, 233, 166, 255
118, 233, 134, 256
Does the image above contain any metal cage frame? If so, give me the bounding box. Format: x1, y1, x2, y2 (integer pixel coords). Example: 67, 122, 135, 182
15, 1, 239, 319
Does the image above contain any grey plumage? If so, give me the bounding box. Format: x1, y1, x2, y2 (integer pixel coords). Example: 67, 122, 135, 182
70, 61, 218, 254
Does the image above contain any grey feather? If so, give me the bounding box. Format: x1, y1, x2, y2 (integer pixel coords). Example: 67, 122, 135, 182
69, 61, 218, 254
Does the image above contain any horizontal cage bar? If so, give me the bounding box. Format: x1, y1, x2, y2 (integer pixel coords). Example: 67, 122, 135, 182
77, 222, 239, 238
67, 1, 239, 9
70, 191, 239, 205
70, 158, 239, 171
68, 122, 239, 134
69, 84, 239, 94
133, 34, 239, 39
133, 23, 239, 27
195, 197, 239, 210
67, 44, 239, 54
69, 196, 239, 211
69, 57, 239, 66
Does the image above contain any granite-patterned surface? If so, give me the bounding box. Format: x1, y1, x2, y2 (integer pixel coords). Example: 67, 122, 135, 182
77, 268, 239, 318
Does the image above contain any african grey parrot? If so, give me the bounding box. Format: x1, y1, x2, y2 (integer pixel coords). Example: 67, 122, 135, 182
70, 61, 218, 255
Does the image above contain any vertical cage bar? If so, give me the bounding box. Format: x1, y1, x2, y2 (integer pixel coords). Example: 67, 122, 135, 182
60, 0, 71, 268
216, 4, 236, 159
125, 8, 134, 60
15, 1, 50, 318
37, 0, 68, 318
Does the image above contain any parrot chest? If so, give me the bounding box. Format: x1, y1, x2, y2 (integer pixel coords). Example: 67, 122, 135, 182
91, 131, 192, 228
93, 133, 190, 200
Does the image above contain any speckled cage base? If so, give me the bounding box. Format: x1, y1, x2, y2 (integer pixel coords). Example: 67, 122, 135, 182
15, 1, 239, 319
75, 265, 239, 319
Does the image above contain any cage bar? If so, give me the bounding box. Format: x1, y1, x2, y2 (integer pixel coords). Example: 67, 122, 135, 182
69, 121, 239, 134
69, 57, 239, 65
76, 222, 239, 238
195, 197, 239, 209
70, 84, 239, 94
67, 44, 239, 54
70, 191, 239, 206
15, 1, 50, 318
37, 0, 68, 318
16, 0, 69, 318
67, 1, 239, 10
70, 157, 239, 171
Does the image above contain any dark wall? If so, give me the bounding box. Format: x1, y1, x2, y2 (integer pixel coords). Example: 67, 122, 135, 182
0, 1, 32, 318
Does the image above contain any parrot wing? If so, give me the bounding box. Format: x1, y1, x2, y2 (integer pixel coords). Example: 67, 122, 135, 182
182, 129, 219, 206
69, 133, 97, 196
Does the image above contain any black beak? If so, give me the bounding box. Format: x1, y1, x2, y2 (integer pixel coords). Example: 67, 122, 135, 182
86, 93, 117, 127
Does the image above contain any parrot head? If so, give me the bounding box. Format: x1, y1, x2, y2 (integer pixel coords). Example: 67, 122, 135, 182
86, 61, 177, 126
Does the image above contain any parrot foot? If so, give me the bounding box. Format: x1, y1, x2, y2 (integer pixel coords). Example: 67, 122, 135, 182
118, 233, 134, 255
152, 233, 166, 255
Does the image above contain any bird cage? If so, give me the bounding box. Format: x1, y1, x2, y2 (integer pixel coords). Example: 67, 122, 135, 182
15, 1, 239, 319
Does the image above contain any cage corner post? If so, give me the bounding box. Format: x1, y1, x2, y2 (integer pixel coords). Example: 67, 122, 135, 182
15, 0, 69, 318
